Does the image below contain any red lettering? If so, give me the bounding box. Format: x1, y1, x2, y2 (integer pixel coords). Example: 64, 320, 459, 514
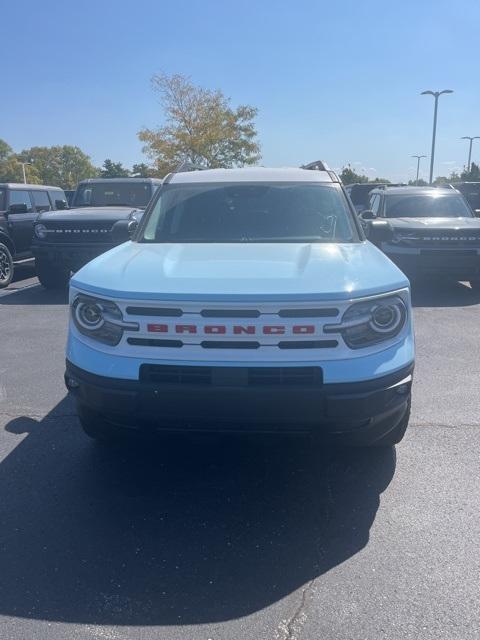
233, 325, 256, 335
205, 325, 226, 334
147, 324, 168, 333
175, 324, 197, 334
293, 325, 315, 334
263, 326, 285, 335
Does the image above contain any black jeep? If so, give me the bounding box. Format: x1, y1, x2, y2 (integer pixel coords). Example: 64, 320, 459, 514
0, 183, 67, 288
32, 178, 162, 289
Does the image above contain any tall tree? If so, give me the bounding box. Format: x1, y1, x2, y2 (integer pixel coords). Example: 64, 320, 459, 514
132, 162, 157, 178
16, 145, 97, 189
0, 139, 12, 161
0, 157, 41, 184
339, 165, 369, 185
460, 162, 480, 181
100, 159, 130, 178
138, 73, 261, 174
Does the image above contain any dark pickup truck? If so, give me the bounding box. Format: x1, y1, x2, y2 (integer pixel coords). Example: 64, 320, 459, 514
32, 177, 162, 289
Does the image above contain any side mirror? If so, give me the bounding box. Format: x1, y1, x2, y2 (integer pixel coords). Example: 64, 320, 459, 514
367, 219, 393, 246
111, 218, 138, 244
55, 199, 68, 210
359, 209, 376, 220
8, 203, 28, 214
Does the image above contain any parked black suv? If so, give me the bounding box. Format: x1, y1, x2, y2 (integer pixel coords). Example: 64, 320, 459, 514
451, 182, 480, 215
32, 178, 162, 289
359, 186, 480, 287
0, 183, 67, 288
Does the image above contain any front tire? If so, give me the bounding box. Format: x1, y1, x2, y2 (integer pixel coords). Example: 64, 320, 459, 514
0, 242, 14, 288
36, 257, 70, 289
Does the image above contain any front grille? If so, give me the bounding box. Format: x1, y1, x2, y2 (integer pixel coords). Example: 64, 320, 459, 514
44, 221, 113, 243
124, 302, 343, 352
278, 308, 339, 317
278, 340, 338, 349
400, 230, 480, 249
126, 307, 183, 317
139, 364, 322, 387
141, 364, 212, 385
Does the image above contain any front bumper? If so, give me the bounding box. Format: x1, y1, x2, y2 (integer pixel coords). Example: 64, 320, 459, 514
383, 244, 480, 278
33, 243, 115, 271
65, 360, 413, 440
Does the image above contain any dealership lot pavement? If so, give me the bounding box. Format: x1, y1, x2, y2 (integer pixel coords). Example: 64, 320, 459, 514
1, 266, 479, 640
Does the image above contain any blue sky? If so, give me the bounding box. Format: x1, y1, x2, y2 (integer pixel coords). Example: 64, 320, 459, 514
1, 0, 479, 182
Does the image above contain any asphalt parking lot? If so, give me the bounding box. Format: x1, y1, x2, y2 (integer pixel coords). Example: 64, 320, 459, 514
1, 264, 479, 640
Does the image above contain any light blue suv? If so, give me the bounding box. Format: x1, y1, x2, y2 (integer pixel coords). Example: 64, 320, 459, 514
65, 162, 414, 446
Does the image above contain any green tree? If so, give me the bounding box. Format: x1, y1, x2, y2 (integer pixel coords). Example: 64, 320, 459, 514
132, 162, 157, 178
408, 178, 428, 186
100, 159, 130, 178
16, 145, 97, 189
460, 162, 480, 181
0, 156, 42, 184
0, 139, 12, 161
138, 73, 261, 174
339, 165, 369, 185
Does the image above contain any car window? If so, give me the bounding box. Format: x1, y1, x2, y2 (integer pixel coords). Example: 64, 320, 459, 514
49, 190, 68, 209
142, 182, 359, 243
0, 188, 5, 211
371, 194, 381, 215
385, 194, 473, 218
9, 190, 33, 212
72, 183, 152, 208
32, 190, 52, 212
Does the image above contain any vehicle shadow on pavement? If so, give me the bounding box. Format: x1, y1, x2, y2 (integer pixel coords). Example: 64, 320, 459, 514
410, 279, 480, 307
0, 285, 68, 306
0, 397, 395, 626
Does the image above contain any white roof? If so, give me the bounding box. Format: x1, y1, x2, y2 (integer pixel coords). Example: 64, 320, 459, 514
0, 183, 64, 190
170, 167, 333, 184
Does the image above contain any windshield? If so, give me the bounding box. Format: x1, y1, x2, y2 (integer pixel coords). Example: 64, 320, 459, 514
385, 193, 473, 218
72, 182, 152, 208
0, 189, 5, 211
141, 182, 358, 243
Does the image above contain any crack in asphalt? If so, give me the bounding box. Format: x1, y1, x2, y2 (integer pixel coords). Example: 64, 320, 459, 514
276, 579, 313, 640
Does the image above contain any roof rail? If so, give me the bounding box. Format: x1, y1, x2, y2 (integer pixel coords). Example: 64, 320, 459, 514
301, 160, 330, 171
175, 159, 208, 173
163, 159, 209, 184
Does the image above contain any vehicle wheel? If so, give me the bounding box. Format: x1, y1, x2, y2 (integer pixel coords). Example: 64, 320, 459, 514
36, 257, 70, 289
0, 242, 14, 289
77, 404, 116, 442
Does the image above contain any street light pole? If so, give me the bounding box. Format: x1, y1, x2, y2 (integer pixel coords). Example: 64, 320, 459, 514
19, 162, 32, 184
421, 89, 453, 185
461, 136, 480, 172
411, 155, 427, 185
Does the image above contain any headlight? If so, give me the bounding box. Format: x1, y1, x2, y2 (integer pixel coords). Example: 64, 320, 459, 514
72, 295, 138, 346
34, 224, 48, 239
325, 295, 407, 349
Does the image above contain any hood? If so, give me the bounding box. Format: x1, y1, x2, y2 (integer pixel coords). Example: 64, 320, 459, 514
38, 206, 139, 223
388, 216, 480, 231
72, 241, 409, 302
